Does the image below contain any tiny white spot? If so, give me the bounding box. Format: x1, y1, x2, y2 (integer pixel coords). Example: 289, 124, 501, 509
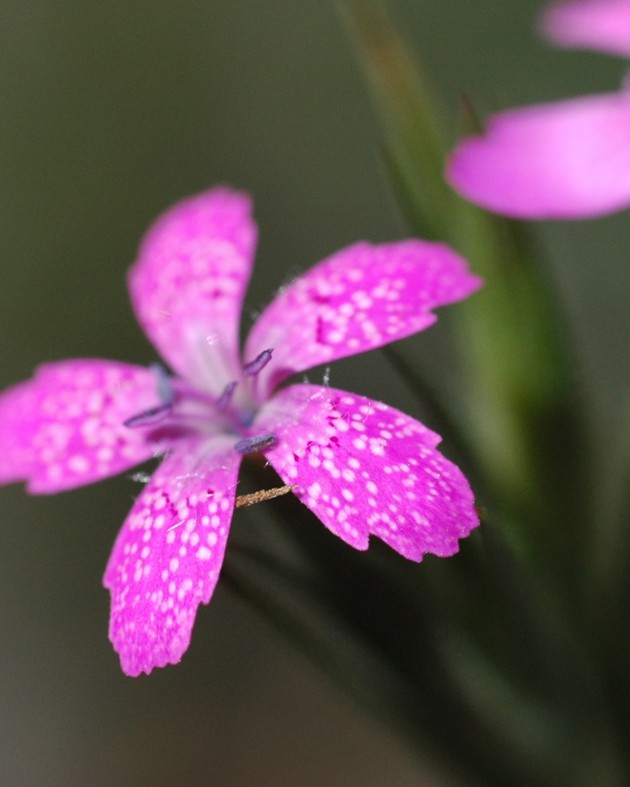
68, 455, 89, 474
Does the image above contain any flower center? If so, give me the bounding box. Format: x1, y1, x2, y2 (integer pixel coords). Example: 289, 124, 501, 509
124, 352, 276, 456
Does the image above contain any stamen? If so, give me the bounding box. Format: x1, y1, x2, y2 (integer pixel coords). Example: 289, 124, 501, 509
151, 363, 174, 405
216, 381, 237, 412
234, 433, 278, 455
243, 349, 273, 376
124, 403, 172, 428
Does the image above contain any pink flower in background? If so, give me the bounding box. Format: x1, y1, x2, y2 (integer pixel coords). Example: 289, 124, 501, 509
542, 0, 630, 57
446, 0, 630, 219
0, 187, 481, 676
447, 92, 630, 219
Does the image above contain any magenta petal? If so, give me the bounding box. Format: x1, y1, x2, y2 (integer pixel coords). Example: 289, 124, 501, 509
0, 380, 39, 484
0, 360, 159, 493
128, 187, 258, 393
245, 240, 481, 398
257, 385, 479, 560
541, 0, 630, 58
447, 92, 630, 219
103, 436, 241, 676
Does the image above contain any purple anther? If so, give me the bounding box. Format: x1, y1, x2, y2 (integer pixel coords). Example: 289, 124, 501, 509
234, 433, 278, 454
150, 363, 174, 405
216, 381, 237, 412
124, 403, 172, 429
243, 348, 273, 377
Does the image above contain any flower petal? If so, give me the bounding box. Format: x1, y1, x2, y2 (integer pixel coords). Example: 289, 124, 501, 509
103, 436, 240, 676
0, 380, 40, 484
541, 0, 630, 58
446, 92, 630, 219
256, 384, 479, 560
245, 240, 481, 399
128, 187, 258, 393
0, 360, 159, 493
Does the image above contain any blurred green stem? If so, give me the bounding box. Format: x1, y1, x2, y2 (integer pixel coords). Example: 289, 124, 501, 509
230, 1, 627, 782
336, 0, 452, 241
338, 0, 591, 608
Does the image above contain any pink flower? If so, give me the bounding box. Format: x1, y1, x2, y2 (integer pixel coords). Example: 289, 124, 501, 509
0, 187, 481, 676
542, 0, 630, 58
447, 92, 630, 219
446, 1, 630, 219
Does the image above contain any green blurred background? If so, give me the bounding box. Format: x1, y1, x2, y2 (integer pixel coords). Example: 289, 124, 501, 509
1, 0, 629, 783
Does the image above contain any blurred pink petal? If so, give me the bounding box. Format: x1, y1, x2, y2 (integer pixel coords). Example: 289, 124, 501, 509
447, 92, 630, 218
541, 0, 630, 58
0, 380, 39, 485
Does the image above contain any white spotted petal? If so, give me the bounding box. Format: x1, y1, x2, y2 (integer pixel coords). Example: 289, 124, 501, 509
103, 435, 241, 676
257, 384, 479, 560
128, 187, 258, 395
0, 360, 159, 493
245, 240, 482, 399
